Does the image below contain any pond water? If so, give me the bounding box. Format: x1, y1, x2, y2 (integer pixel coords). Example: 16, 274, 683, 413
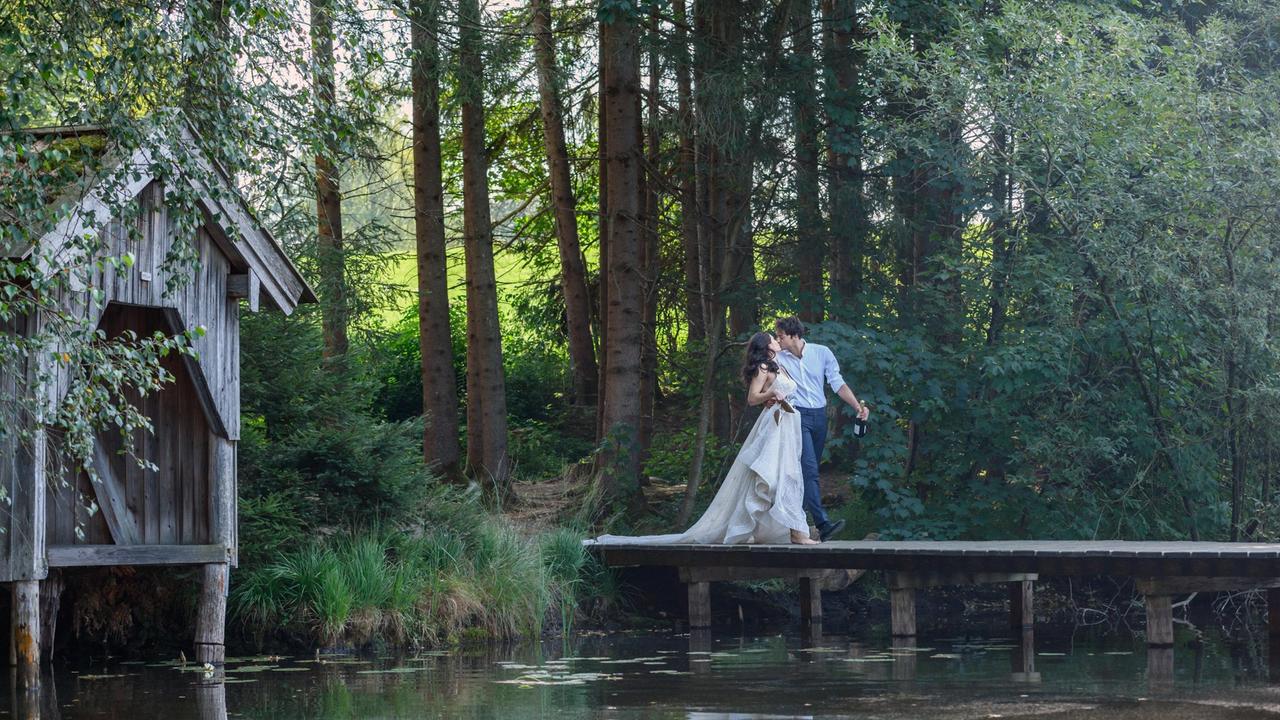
9, 624, 1280, 719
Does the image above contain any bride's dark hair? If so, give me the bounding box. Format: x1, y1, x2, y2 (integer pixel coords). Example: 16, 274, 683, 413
742, 332, 778, 385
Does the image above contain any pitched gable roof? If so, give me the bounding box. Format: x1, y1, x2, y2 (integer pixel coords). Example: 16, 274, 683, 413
1, 118, 316, 314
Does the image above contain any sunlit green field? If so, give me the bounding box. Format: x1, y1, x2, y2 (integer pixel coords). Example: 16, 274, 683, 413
378, 245, 545, 327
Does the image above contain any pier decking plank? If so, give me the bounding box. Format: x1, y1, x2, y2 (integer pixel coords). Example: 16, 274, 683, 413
588, 540, 1280, 577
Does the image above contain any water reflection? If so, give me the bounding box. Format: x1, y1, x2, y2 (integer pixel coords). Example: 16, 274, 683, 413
7, 625, 1280, 719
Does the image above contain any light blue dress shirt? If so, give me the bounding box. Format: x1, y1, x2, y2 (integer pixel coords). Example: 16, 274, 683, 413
775, 342, 846, 410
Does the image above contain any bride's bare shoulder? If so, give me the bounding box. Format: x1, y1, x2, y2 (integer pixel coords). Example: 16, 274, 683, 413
756, 364, 777, 386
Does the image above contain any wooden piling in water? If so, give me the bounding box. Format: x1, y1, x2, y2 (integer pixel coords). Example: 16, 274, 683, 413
1009, 579, 1033, 629
798, 576, 822, 624
889, 587, 916, 637
194, 563, 229, 665
12, 582, 39, 688
686, 581, 710, 629
1144, 594, 1174, 647
1270, 588, 1280, 681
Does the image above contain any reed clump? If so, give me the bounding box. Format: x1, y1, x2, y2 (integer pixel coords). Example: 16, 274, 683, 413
231, 491, 615, 650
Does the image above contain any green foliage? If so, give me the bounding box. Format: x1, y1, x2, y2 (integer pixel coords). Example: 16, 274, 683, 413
644, 425, 733, 488
231, 499, 609, 649
794, 0, 1280, 540
509, 419, 595, 481
372, 273, 589, 480
239, 311, 431, 528
237, 491, 307, 568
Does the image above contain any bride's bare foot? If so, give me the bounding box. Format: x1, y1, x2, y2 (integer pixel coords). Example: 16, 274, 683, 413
791, 530, 819, 545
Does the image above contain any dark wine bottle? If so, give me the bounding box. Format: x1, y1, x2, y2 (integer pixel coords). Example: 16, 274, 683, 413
852, 417, 868, 438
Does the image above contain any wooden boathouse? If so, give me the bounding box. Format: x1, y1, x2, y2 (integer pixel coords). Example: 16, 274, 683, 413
0, 121, 314, 684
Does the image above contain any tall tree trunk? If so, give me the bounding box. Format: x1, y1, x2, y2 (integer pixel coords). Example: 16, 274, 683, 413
822, 0, 864, 319
310, 0, 348, 363
638, 5, 662, 460
1225, 229, 1245, 541
595, 28, 611, 441
985, 125, 1012, 347
679, 0, 786, 524
697, 0, 749, 443
458, 0, 510, 488
597, 3, 645, 500
410, 0, 460, 479
677, 199, 755, 526
792, 0, 824, 324
532, 0, 599, 406
674, 0, 704, 343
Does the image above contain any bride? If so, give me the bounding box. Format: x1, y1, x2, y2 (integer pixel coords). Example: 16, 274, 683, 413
594, 332, 818, 545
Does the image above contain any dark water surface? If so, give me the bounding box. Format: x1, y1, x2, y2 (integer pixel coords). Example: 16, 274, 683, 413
9, 625, 1280, 719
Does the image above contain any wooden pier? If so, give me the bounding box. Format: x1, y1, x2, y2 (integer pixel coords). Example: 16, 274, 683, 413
589, 539, 1280, 668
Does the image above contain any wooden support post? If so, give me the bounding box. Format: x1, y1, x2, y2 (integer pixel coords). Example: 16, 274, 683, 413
798, 576, 822, 625
1147, 646, 1174, 687
1144, 594, 1174, 647
1010, 627, 1039, 682
687, 581, 710, 629
194, 564, 229, 665
12, 582, 39, 688
1269, 587, 1280, 681
891, 637, 917, 681
688, 628, 712, 675
1009, 579, 1033, 629
38, 572, 61, 663
890, 587, 916, 637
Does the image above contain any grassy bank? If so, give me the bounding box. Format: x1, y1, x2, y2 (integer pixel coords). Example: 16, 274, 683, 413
231, 507, 618, 651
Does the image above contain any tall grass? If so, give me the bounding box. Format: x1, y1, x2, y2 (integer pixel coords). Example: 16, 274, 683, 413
232, 508, 618, 650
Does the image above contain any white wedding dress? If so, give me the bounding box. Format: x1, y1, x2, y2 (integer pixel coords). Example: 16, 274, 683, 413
593, 370, 808, 545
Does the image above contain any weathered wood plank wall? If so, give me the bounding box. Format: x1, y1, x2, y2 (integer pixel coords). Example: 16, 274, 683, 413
0, 180, 243, 574
0, 309, 48, 582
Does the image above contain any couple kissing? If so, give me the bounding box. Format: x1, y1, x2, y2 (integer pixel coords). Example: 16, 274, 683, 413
594, 316, 870, 546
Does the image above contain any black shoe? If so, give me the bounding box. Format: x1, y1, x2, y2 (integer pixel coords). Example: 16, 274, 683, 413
819, 519, 846, 542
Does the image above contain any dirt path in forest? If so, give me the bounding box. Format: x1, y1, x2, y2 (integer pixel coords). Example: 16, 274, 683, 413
505, 472, 586, 535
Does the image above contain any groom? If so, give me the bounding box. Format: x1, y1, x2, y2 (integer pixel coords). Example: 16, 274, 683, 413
772, 316, 870, 541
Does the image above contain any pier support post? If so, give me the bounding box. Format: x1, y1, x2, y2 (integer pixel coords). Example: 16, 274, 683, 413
687, 581, 711, 629
889, 587, 916, 637
1266, 587, 1280, 682
1143, 594, 1174, 647
891, 637, 917, 681
38, 572, 61, 664
1010, 627, 1040, 682
1009, 579, 1033, 630
12, 582, 39, 688
1147, 647, 1174, 687
798, 576, 822, 625
194, 563, 229, 665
